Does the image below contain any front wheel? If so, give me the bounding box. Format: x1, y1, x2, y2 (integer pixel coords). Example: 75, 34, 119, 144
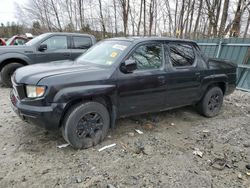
61, 101, 110, 149
197, 86, 224, 117
1, 63, 24, 87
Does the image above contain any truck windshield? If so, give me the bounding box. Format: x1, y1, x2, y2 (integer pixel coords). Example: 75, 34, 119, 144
76, 40, 131, 66
25, 33, 49, 46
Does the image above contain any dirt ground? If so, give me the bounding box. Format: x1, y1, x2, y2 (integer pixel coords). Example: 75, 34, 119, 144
0, 86, 250, 188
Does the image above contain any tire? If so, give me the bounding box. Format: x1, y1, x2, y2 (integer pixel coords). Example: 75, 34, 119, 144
1, 63, 24, 87
197, 86, 224, 117
62, 101, 110, 149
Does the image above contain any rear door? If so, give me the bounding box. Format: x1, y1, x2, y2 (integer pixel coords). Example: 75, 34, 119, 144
165, 42, 203, 107
36, 35, 71, 63
70, 36, 92, 60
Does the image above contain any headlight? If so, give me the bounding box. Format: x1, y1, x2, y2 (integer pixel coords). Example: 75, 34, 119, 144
25, 85, 46, 98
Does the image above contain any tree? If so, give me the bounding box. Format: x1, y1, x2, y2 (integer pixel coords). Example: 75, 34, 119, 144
113, 0, 118, 36
143, 0, 146, 36
137, 0, 143, 35
98, 0, 106, 38
229, 0, 250, 37
12, 0, 250, 38
218, 0, 230, 37
78, 0, 84, 30
119, 0, 130, 36
148, 0, 155, 36
50, 0, 62, 31
205, 0, 222, 37
32, 21, 41, 34
243, 7, 250, 37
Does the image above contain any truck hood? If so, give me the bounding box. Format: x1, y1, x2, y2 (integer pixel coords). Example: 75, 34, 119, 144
14, 60, 111, 84
0, 45, 32, 54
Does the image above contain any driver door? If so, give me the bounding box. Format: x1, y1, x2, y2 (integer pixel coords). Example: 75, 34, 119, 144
117, 42, 167, 116
36, 35, 71, 63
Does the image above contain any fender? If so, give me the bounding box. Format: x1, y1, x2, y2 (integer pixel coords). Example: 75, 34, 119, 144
53, 84, 117, 104
200, 74, 228, 98
0, 52, 32, 70
54, 84, 118, 128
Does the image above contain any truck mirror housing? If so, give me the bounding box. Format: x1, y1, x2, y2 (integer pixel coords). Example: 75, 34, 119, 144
38, 44, 47, 51
120, 59, 137, 73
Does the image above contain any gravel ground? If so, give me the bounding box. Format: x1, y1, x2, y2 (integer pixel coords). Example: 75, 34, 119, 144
0, 86, 250, 188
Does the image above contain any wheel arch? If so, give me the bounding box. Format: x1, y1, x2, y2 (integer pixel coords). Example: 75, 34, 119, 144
0, 58, 28, 72
58, 95, 114, 128
206, 82, 227, 95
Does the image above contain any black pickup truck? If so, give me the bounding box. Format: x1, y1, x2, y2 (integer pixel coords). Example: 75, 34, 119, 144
0, 32, 96, 86
10, 37, 237, 149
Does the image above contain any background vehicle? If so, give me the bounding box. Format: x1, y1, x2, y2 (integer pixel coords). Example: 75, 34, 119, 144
10, 37, 237, 149
0, 32, 96, 86
5, 35, 29, 46
0, 38, 6, 46
3, 33, 34, 46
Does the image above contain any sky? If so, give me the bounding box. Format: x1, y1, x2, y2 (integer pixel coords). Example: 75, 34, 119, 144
0, 0, 27, 24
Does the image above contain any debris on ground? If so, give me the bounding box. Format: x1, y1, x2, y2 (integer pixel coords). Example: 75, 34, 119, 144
98, 143, 116, 152
142, 123, 155, 130
107, 184, 116, 188
237, 173, 243, 180
243, 142, 250, 148
134, 129, 143, 134
246, 164, 250, 170
193, 148, 203, 158
56, 143, 69, 149
127, 132, 135, 137
210, 156, 232, 170
76, 177, 82, 183
202, 129, 210, 134
41, 169, 50, 175
1, 88, 250, 187
134, 143, 147, 155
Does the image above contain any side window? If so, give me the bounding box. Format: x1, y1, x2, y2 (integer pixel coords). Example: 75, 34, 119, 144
169, 43, 195, 67
129, 43, 163, 70
73, 36, 91, 49
41, 36, 68, 51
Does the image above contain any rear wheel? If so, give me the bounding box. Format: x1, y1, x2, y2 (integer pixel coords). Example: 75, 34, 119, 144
1, 63, 24, 87
61, 101, 110, 149
197, 86, 224, 117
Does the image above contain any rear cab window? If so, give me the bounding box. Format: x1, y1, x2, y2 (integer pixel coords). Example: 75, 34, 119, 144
168, 43, 196, 68
72, 36, 92, 49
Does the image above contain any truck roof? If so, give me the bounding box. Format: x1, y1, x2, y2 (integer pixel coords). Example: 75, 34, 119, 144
107, 37, 197, 44
45, 32, 94, 38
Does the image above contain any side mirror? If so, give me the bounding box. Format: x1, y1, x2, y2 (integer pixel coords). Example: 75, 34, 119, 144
120, 59, 137, 73
38, 44, 47, 51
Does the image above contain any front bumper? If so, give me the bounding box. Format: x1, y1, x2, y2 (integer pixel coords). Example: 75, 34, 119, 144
10, 90, 64, 130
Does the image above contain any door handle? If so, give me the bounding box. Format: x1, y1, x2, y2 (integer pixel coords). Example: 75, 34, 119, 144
195, 72, 201, 81
158, 75, 165, 79
63, 53, 70, 57
157, 75, 166, 84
